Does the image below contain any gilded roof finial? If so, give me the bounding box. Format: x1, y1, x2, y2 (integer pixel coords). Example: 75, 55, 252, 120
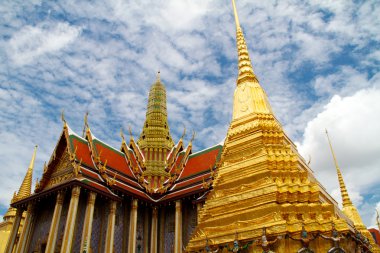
190, 130, 196, 143
82, 111, 89, 137
17, 145, 38, 201
181, 127, 186, 140
120, 128, 126, 144
128, 125, 134, 140
156, 70, 161, 82
61, 109, 67, 127
376, 209, 380, 231
84, 111, 89, 128
325, 129, 353, 207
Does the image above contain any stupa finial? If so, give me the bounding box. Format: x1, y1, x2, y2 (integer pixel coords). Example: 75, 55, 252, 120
325, 129, 353, 207
231, 0, 240, 29
231, 0, 257, 85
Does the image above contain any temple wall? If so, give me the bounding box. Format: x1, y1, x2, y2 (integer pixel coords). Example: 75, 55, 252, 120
164, 205, 175, 253
136, 205, 149, 252
99, 198, 109, 253
71, 193, 86, 252
90, 196, 104, 253
114, 201, 129, 253
182, 200, 197, 247
28, 196, 55, 252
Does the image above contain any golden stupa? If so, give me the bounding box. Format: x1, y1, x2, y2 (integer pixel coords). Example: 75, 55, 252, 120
186, 0, 379, 252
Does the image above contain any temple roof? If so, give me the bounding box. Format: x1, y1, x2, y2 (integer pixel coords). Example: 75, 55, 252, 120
12, 120, 223, 206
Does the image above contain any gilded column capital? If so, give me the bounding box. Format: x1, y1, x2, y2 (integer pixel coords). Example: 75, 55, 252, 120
57, 191, 65, 205
26, 202, 35, 213
175, 200, 181, 210
132, 199, 138, 210
152, 206, 158, 216
87, 192, 97, 205
71, 186, 81, 198
109, 200, 117, 214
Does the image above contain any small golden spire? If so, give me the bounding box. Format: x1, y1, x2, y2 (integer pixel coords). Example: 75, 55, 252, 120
17, 145, 38, 200
376, 209, 380, 231
325, 129, 353, 207
156, 70, 161, 82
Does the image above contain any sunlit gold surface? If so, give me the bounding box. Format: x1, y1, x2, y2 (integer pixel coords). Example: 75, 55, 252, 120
186, 0, 379, 252
12, 146, 37, 203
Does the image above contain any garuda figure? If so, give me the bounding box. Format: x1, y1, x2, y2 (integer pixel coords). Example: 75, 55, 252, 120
321, 225, 346, 253
254, 228, 280, 253
287, 226, 318, 253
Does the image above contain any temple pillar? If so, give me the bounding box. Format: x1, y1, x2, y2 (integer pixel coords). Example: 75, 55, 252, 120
144, 208, 149, 253
45, 192, 64, 253
80, 192, 97, 253
128, 199, 138, 253
150, 207, 158, 253
105, 200, 117, 253
174, 200, 182, 253
60, 186, 81, 253
15, 203, 35, 253
4, 208, 23, 253
159, 207, 165, 253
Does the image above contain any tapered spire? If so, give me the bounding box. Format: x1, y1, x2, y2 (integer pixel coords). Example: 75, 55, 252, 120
325, 130, 353, 207
376, 209, 380, 231
137, 73, 174, 180
231, 0, 257, 85
138, 72, 174, 151
325, 130, 368, 228
13, 145, 37, 202
230, 0, 272, 119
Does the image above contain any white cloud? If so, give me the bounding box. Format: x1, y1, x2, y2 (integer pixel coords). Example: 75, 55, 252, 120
8, 22, 81, 65
298, 86, 380, 226
367, 202, 380, 229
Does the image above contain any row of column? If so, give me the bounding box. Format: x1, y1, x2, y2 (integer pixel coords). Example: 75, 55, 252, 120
5, 187, 184, 253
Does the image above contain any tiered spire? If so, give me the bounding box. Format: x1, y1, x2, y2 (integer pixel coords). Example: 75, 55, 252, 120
12, 145, 37, 203
232, 0, 257, 84
325, 130, 366, 226
325, 130, 353, 207
186, 2, 374, 251
325, 130, 379, 250
231, 0, 272, 119
137, 72, 174, 181
138, 71, 174, 150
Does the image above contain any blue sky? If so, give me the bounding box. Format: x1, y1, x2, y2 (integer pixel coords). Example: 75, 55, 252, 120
0, 0, 379, 227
